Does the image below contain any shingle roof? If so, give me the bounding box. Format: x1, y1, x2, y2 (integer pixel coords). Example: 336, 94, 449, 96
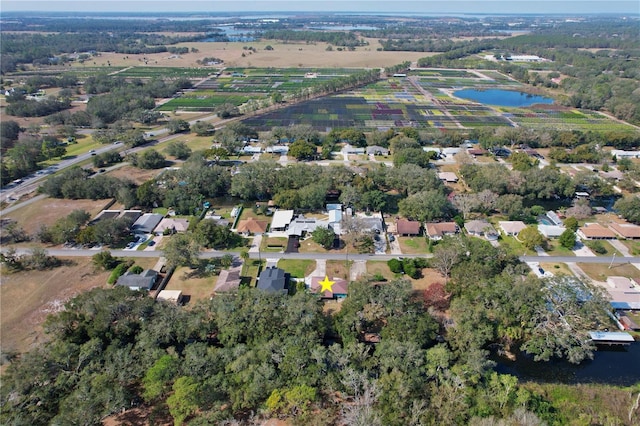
396, 219, 421, 235
609, 222, 640, 239
425, 222, 458, 237
579, 223, 616, 239
257, 267, 288, 294
236, 217, 269, 234
116, 269, 158, 290
310, 276, 349, 298
214, 269, 242, 293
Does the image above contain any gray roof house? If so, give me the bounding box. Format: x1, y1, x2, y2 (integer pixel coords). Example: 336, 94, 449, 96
366, 146, 389, 156
116, 269, 158, 291
465, 220, 498, 240
132, 213, 164, 235
257, 266, 288, 294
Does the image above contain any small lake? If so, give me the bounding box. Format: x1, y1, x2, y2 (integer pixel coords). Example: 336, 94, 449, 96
454, 89, 554, 107
493, 343, 640, 386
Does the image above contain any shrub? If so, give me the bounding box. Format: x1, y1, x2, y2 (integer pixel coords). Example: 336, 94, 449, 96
129, 265, 144, 274
107, 260, 134, 284
387, 258, 403, 273
586, 240, 607, 254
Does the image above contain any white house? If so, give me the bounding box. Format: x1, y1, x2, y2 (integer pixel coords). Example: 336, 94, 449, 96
271, 210, 294, 231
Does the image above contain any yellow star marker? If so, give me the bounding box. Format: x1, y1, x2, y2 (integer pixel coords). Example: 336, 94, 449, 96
318, 275, 335, 293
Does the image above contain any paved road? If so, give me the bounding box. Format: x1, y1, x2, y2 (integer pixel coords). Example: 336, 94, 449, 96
0, 112, 241, 207
5, 247, 639, 265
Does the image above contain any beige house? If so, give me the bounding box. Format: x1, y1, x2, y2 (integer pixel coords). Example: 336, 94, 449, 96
578, 223, 616, 240
425, 222, 458, 240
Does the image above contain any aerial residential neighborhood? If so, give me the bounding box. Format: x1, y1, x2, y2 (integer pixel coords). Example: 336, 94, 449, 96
1, 4, 640, 426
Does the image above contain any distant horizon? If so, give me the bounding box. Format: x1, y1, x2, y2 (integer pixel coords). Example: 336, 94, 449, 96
2, 1, 639, 16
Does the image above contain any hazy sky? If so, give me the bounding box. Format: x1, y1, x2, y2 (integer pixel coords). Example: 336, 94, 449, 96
1, 1, 639, 15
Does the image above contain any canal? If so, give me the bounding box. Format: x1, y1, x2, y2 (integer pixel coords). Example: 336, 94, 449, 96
494, 343, 640, 386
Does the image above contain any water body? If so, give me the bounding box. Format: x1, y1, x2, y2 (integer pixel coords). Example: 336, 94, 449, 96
454, 89, 554, 107
493, 343, 640, 386
308, 25, 380, 31
201, 26, 256, 42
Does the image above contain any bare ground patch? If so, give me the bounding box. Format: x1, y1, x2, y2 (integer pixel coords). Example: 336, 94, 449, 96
106, 164, 164, 185
3, 198, 113, 235
0, 257, 111, 354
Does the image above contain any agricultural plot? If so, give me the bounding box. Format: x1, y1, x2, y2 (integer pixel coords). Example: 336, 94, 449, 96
244, 70, 630, 132
505, 107, 634, 131
113, 66, 217, 78
156, 67, 366, 112
157, 93, 253, 111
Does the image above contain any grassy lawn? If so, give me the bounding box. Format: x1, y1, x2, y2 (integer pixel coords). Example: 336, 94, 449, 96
163, 134, 214, 153
545, 240, 576, 257
164, 266, 217, 302
261, 236, 287, 252
619, 239, 640, 256
584, 240, 622, 257
577, 262, 640, 282
277, 259, 315, 278
241, 259, 264, 287
60, 136, 103, 157
366, 261, 397, 282
498, 235, 535, 256
399, 236, 430, 255
298, 238, 345, 254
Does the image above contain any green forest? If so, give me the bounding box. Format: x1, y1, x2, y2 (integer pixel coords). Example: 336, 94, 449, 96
2, 235, 637, 425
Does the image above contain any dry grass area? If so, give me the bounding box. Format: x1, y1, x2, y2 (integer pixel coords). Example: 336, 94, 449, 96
326, 260, 350, 280
540, 262, 573, 276
410, 268, 446, 292
4, 197, 111, 234
577, 262, 640, 282
107, 164, 164, 185
163, 266, 217, 303
82, 39, 432, 70
0, 257, 110, 354
365, 261, 444, 292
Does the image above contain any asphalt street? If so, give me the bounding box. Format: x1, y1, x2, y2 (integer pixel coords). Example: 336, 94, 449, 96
5, 247, 639, 265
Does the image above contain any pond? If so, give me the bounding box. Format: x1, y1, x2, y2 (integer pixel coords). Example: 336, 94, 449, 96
454, 89, 554, 107
493, 343, 640, 386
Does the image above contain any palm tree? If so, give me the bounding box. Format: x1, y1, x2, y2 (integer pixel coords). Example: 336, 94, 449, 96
240, 250, 250, 264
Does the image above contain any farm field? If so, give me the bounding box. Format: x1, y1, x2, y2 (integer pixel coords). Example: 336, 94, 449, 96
157, 67, 369, 112
239, 68, 634, 132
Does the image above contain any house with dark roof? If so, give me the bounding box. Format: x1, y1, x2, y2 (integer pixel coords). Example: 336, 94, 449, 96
116, 269, 158, 291
396, 219, 421, 236
132, 213, 164, 235
257, 266, 288, 294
